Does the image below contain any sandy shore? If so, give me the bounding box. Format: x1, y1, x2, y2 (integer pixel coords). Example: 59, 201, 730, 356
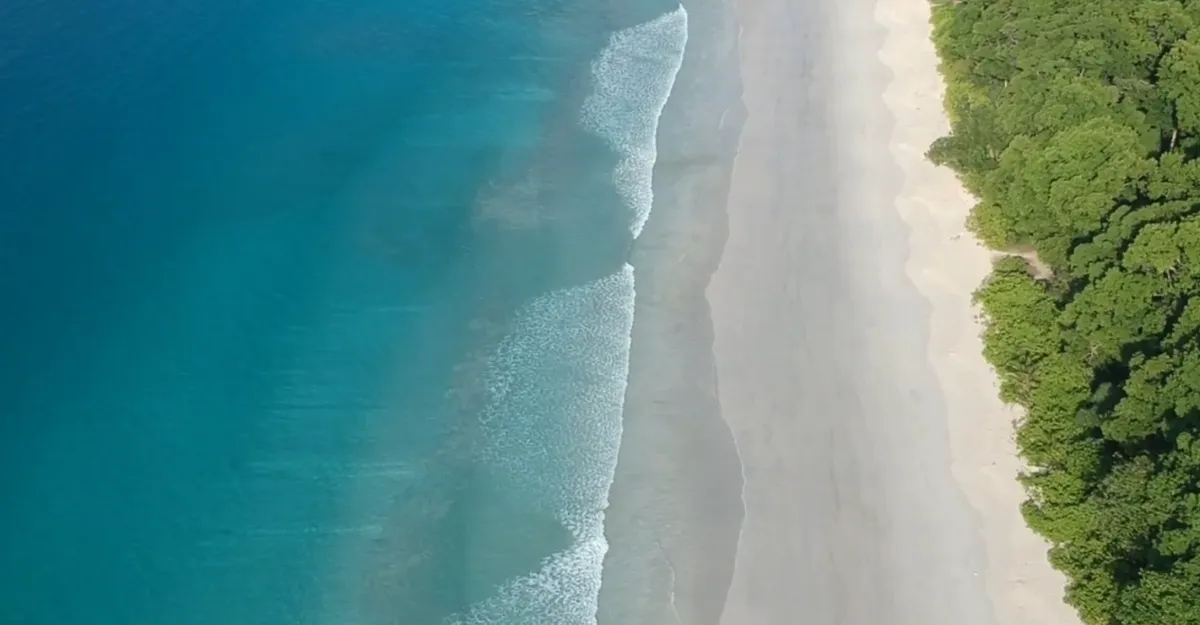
707, 0, 1084, 623
874, 1, 1083, 624
602, 0, 1086, 622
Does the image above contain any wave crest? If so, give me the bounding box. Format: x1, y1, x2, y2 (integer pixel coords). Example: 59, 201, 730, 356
580, 6, 688, 239
450, 264, 635, 625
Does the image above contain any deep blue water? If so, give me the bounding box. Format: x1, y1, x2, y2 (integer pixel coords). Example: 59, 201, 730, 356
0, 0, 685, 623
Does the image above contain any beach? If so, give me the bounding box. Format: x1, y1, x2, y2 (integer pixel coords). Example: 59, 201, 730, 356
0, 0, 1100, 620
708, 0, 996, 619
603, 0, 1086, 622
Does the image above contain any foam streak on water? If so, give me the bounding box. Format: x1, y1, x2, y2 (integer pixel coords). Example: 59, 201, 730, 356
581, 6, 689, 239
450, 8, 689, 623
456, 264, 634, 625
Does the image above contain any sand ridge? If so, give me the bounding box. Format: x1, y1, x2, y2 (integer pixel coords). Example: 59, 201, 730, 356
874, 0, 1083, 624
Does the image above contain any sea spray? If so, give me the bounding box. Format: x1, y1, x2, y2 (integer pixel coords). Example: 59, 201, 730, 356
581, 6, 689, 239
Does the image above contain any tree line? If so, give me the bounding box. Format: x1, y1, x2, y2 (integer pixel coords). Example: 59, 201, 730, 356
929, 0, 1200, 623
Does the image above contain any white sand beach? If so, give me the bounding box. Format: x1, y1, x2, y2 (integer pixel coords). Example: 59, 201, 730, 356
599, 0, 1089, 622
707, 0, 1086, 622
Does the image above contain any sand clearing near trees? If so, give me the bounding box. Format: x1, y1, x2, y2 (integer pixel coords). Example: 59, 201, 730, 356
876, 0, 1082, 623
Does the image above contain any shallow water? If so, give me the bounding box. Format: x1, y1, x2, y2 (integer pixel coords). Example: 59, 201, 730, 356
0, 0, 684, 623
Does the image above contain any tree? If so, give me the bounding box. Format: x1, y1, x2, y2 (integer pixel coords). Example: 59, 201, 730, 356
932, 0, 1200, 622
1159, 31, 1200, 136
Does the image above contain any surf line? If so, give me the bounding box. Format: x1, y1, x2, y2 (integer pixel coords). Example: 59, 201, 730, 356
655, 538, 683, 625
580, 4, 689, 240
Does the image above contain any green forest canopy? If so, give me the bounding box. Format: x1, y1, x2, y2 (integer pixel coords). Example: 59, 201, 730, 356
929, 0, 1200, 623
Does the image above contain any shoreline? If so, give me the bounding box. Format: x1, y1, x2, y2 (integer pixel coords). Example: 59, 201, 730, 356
707, 0, 1084, 622
873, 1, 1084, 624
602, 0, 1083, 621
597, 0, 746, 622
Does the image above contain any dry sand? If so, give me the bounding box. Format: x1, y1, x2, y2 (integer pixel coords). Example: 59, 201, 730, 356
873, 1, 1089, 623
707, 0, 1086, 623
875, 2, 1085, 625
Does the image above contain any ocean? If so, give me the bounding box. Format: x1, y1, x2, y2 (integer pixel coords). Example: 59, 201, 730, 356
0, 0, 688, 623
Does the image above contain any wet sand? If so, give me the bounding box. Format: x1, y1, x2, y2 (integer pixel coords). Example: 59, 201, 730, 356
597, 0, 745, 623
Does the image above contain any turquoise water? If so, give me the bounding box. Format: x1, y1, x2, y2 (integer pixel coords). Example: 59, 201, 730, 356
0, 0, 686, 623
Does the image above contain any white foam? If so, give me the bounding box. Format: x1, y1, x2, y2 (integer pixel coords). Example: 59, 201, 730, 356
452, 530, 611, 625
449, 9, 689, 621
580, 6, 689, 239
452, 264, 636, 625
